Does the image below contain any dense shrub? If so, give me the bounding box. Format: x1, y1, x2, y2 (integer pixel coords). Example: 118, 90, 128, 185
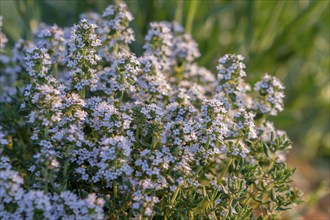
0, 2, 301, 219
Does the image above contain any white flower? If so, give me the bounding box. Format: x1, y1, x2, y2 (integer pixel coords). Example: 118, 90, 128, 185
253, 73, 285, 116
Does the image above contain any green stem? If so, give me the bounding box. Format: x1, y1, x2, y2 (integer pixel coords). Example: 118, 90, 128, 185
80, 87, 86, 99
205, 137, 210, 151
266, 151, 278, 173
224, 196, 233, 219
256, 114, 266, 126
135, 125, 140, 140
44, 110, 50, 193
63, 145, 72, 190
43, 167, 48, 193
115, 75, 126, 108
171, 185, 181, 205
174, 64, 184, 83
175, 0, 183, 24
186, 0, 199, 34
212, 211, 218, 220
243, 184, 253, 206
79, 48, 87, 99
54, 63, 58, 79
211, 157, 234, 200
151, 135, 155, 150
113, 181, 118, 198
219, 157, 233, 180
119, 90, 124, 107
192, 166, 203, 183
114, 42, 119, 55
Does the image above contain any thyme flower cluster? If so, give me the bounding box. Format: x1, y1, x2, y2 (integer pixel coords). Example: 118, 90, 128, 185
0, 2, 301, 219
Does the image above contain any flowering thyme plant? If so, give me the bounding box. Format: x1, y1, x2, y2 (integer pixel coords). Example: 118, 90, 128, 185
0, 2, 301, 219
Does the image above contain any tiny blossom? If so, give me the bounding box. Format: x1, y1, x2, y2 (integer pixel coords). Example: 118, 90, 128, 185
80, 12, 104, 30
253, 73, 285, 116
100, 2, 135, 60
230, 108, 257, 139
25, 47, 52, 79
183, 63, 215, 85
99, 52, 141, 95
135, 55, 172, 103
257, 121, 288, 143
217, 54, 246, 81
172, 32, 200, 64
67, 19, 101, 91
34, 24, 66, 64
0, 158, 104, 219
0, 36, 34, 103
215, 54, 251, 109
143, 22, 173, 71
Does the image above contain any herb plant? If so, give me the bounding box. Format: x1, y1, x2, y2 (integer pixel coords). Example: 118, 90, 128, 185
0, 2, 301, 219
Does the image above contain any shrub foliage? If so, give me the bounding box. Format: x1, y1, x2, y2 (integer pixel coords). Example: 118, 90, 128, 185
0, 2, 301, 219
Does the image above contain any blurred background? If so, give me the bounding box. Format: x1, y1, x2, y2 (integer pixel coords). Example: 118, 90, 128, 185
0, 0, 329, 218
